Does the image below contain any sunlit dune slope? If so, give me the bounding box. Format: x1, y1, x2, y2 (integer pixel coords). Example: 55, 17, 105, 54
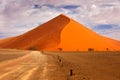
0, 14, 120, 51
56, 19, 120, 51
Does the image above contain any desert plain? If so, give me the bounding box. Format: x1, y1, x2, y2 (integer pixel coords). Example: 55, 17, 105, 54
0, 49, 120, 80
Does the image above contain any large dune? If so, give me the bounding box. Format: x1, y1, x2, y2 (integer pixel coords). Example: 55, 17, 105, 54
0, 14, 120, 51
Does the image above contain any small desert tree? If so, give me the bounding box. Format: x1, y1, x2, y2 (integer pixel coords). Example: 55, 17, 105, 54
58, 48, 62, 52
106, 48, 109, 51
28, 46, 37, 51
88, 48, 94, 52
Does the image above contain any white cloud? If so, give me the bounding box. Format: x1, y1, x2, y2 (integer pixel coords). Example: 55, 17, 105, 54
0, 0, 120, 40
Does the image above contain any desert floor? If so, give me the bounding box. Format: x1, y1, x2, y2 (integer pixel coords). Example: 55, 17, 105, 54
0, 49, 66, 80
45, 51, 120, 80
0, 49, 120, 80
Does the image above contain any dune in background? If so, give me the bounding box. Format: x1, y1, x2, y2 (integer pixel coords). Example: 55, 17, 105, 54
0, 14, 120, 51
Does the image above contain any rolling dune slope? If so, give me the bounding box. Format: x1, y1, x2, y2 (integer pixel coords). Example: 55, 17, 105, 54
0, 14, 120, 51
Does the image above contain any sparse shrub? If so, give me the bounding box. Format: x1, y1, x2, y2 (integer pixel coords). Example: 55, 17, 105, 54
88, 48, 94, 51
58, 48, 62, 52
106, 48, 109, 51
28, 46, 37, 50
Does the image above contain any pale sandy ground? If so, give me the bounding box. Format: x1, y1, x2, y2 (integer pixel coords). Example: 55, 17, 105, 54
0, 50, 120, 80
0, 49, 66, 80
46, 51, 120, 80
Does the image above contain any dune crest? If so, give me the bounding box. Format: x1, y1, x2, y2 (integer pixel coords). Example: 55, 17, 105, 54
0, 14, 120, 51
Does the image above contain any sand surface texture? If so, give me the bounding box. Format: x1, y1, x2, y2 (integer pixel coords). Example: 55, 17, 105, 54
0, 50, 66, 80
49, 52, 120, 80
0, 14, 120, 51
0, 50, 120, 80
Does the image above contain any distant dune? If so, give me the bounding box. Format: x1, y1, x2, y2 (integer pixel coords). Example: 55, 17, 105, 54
0, 14, 120, 51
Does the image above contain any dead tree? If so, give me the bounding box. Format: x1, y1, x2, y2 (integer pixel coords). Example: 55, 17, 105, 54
58, 48, 62, 52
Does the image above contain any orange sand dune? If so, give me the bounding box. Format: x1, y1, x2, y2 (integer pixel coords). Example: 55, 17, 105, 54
0, 14, 120, 51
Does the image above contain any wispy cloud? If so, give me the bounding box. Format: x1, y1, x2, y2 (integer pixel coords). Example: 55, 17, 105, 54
0, 0, 120, 40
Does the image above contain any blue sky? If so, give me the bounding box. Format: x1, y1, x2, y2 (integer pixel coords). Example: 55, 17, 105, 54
0, 0, 120, 40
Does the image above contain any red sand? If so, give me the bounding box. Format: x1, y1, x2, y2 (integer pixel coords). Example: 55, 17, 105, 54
0, 14, 120, 51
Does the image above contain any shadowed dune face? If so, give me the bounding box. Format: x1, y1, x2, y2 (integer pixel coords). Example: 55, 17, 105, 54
0, 14, 70, 50
0, 37, 17, 47
0, 14, 120, 51
31, 15, 70, 49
